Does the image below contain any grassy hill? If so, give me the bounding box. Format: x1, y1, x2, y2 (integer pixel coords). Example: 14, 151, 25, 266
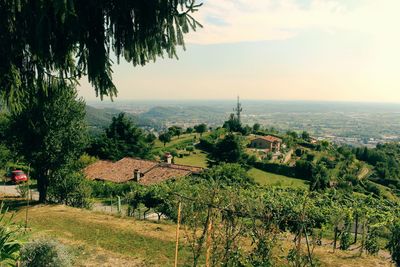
13, 205, 393, 267
248, 167, 308, 189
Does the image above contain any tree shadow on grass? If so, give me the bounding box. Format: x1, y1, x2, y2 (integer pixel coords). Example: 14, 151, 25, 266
0, 197, 40, 212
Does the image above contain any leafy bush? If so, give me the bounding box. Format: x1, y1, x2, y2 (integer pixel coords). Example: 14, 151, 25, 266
89, 180, 142, 198
76, 153, 98, 168
16, 183, 30, 198
20, 239, 72, 267
340, 230, 351, 250
387, 221, 400, 266
253, 161, 297, 178
201, 163, 254, 187
48, 170, 92, 208
365, 228, 380, 255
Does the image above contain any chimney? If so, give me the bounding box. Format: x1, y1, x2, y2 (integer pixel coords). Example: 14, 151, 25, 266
133, 169, 141, 181
165, 152, 173, 164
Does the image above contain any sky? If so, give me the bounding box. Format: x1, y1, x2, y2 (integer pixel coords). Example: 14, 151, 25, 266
78, 0, 400, 103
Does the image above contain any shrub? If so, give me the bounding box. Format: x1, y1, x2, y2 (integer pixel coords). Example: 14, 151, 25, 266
77, 153, 98, 168
365, 228, 380, 255
387, 221, 400, 266
16, 183, 30, 198
20, 239, 72, 267
48, 170, 92, 208
0, 204, 24, 266
340, 230, 351, 250
89, 180, 142, 198
201, 163, 254, 187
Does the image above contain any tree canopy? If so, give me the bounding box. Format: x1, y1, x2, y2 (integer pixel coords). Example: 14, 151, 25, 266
0, 1, 202, 108
88, 113, 154, 160
7, 82, 88, 202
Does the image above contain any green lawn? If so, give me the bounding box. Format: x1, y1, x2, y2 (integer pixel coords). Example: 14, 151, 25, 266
154, 133, 201, 149
15, 205, 194, 266
174, 150, 208, 168
248, 168, 308, 189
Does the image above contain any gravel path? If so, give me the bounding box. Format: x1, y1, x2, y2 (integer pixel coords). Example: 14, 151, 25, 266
0, 184, 39, 200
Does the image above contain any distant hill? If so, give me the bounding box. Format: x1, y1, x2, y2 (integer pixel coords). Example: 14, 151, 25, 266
85, 105, 161, 134
140, 106, 226, 125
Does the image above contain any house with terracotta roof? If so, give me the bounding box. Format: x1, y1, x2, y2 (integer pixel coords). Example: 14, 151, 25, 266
84, 156, 203, 185
250, 135, 282, 152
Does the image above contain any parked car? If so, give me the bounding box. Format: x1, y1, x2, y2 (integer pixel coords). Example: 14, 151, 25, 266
10, 170, 28, 183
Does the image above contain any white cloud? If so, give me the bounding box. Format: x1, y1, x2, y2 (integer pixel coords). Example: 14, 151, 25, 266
188, 0, 400, 44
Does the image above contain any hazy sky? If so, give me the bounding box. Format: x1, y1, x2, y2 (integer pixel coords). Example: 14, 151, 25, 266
79, 0, 400, 103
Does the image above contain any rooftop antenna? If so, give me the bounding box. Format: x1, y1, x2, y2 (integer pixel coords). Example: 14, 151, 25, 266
233, 96, 243, 123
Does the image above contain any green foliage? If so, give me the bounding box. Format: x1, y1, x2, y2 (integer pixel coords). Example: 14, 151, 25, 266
301, 131, 310, 141
76, 153, 98, 169
0, 204, 24, 266
88, 113, 153, 160
0, 144, 11, 167
201, 163, 254, 187
186, 145, 194, 153
194, 123, 207, 136
387, 220, 400, 266
20, 239, 72, 267
295, 160, 313, 179
354, 143, 400, 192
168, 126, 183, 138
48, 169, 92, 208
365, 228, 380, 255
252, 123, 261, 132
310, 162, 330, 191
339, 215, 352, 250
158, 132, 172, 147
210, 134, 244, 164
16, 183, 30, 199
7, 83, 88, 202
0, 1, 202, 108
89, 181, 141, 198
223, 113, 242, 132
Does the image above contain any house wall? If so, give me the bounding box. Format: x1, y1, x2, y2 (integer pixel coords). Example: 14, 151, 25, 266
251, 139, 281, 151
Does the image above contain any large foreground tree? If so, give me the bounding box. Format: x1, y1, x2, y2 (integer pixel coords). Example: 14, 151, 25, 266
8, 83, 88, 202
0, 1, 202, 109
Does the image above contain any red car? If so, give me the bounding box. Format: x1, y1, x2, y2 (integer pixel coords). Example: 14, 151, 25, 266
10, 170, 28, 183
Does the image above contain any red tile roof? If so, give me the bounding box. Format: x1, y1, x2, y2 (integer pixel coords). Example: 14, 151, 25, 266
84, 157, 203, 185
253, 135, 282, 143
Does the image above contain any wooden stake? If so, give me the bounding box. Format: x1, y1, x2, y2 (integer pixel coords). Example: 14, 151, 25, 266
174, 201, 182, 267
205, 212, 213, 267
24, 165, 31, 230
304, 227, 314, 266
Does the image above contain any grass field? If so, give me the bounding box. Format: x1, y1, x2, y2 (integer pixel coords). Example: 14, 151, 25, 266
15, 205, 193, 266
248, 167, 309, 189
10, 205, 392, 267
174, 150, 208, 168
154, 133, 204, 149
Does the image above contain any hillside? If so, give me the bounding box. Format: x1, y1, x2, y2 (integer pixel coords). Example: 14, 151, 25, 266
14, 205, 393, 267
85, 105, 162, 134
140, 106, 225, 126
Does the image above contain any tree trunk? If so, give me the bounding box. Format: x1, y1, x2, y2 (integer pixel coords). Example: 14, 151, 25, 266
354, 214, 359, 244
143, 208, 150, 220
333, 226, 338, 252
37, 172, 49, 203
